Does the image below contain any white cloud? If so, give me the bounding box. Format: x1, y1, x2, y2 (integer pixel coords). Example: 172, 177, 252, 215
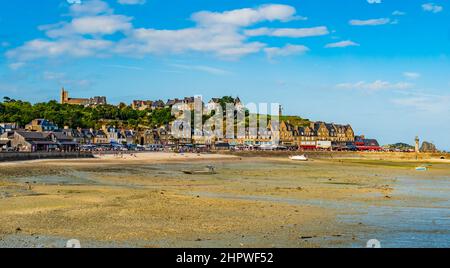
264, 44, 309, 59
349, 18, 391, 26
7, 38, 113, 61
336, 80, 413, 91
245, 26, 329, 38
325, 40, 360, 48
115, 27, 266, 59
422, 3, 443, 13
46, 15, 133, 37
6, 1, 325, 61
403, 72, 421, 79
191, 4, 298, 27
113, 4, 302, 59
118, 0, 146, 5
69, 0, 112, 16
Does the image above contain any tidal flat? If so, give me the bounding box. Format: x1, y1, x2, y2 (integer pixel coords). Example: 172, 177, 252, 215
0, 153, 449, 248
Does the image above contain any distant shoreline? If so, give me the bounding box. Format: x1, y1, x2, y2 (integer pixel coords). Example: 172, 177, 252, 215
0, 150, 448, 164
220, 150, 450, 162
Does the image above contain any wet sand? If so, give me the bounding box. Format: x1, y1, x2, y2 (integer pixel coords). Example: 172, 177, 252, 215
0, 153, 449, 248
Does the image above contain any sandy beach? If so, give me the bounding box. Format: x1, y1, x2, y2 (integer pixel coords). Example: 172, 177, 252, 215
0, 152, 449, 248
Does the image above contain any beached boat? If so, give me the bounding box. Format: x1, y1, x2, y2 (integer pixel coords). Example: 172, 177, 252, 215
290, 155, 309, 161
182, 165, 217, 175
415, 166, 427, 171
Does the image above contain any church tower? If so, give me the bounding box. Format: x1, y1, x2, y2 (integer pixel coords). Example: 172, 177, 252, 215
60, 88, 69, 104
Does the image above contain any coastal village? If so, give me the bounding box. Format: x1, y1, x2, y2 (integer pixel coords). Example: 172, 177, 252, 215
0, 89, 437, 153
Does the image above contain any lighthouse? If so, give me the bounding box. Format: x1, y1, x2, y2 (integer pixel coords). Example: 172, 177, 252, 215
415, 136, 420, 153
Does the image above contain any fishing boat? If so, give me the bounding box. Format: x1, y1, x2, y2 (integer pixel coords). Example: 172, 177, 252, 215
289, 155, 309, 161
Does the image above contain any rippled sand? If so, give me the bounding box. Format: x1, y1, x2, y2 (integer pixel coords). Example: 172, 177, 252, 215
0, 153, 449, 248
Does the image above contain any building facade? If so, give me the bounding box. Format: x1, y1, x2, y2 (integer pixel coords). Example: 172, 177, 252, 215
25, 119, 59, 132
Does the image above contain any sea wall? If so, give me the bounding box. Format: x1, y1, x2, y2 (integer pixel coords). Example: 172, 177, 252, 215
0, 152, 94, 162
222, 151, 449, 161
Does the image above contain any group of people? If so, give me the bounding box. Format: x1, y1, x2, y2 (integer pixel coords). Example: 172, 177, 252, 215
113, 152, 138, 158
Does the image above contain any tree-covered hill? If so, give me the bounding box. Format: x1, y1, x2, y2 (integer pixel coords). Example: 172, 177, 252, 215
1, 96, 311, 130
382, 143, 415, 151
0, 97, 174, 129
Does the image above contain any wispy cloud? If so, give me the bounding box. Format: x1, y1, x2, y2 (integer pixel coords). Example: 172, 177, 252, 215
336, 80, 413, 91
349, 18, 391, 26
264, 44, 309, 59
169, 64, 231, 75
403, 72, 421, 79
43, 71, 66, 80
325, 40, 360, 48
104, 64, 144, 71
244, 26, 329, 38
392, 93, 450, 113
42, 71, 92, 88
117, 0, 146, 5
422, 3, 443, 13
8, 62, 25, 70
392, 10, 406, 16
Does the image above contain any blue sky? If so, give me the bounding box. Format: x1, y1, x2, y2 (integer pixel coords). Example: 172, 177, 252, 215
0, 0, 449, 149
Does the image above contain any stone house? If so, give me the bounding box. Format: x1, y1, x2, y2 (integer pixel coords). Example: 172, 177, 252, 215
279, 121, 296, 146
151, 100, 165, 110
11, 131, 58, 152
61, 127, 86, 144
47, 132, 79, 152
93, 129, 109, 144
132, 100, 153, 111
25, 119, 59, 132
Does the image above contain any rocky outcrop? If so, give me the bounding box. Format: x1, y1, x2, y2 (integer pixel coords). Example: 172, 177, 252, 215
420, 142, 438, 153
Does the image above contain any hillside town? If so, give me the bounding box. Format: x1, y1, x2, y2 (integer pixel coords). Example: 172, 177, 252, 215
0, 89, 434, 153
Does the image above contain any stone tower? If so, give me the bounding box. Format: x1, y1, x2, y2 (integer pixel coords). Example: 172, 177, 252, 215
415, 136, 420, 153
60, 88, 69, 104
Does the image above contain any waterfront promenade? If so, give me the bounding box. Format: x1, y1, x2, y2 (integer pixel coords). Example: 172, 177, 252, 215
0, 151, 94, 162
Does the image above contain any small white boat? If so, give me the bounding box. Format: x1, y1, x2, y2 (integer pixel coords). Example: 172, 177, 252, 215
415, 166, 427, 171
290, 155, 309, 161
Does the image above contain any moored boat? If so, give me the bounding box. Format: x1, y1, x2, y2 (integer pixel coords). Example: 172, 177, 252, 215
182, 165, 217, 175
289, 155, 309, 161
415, 166, 427, 171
